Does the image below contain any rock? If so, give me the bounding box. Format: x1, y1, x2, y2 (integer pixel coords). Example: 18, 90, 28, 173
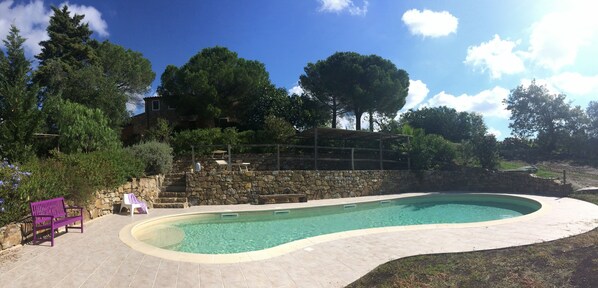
575, 186, 598, 193
0, 223, 22, 250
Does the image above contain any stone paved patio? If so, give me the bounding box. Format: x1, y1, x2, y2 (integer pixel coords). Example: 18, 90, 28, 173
1, 193, 597, 288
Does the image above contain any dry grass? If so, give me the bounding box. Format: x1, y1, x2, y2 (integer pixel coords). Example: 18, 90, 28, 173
347, 194, 598, 288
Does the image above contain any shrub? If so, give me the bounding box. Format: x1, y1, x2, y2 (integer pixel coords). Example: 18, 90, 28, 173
127, 141, 173, 175
472, 134, 499, 169
410, 133, 457, 170
0, 148, 144, 226
171, 128, 255, 155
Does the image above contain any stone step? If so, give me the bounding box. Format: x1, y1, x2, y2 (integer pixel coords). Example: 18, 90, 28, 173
163, 185, 186, 192
159, 191, 186, 197
163, 179, 186, 186
155, 197, 187, 203
153, 202, 188, 209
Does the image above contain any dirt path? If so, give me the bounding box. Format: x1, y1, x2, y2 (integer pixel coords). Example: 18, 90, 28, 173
538, 161, 598, 190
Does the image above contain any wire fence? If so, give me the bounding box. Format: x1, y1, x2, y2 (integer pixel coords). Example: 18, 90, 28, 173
186, 144, 410, 171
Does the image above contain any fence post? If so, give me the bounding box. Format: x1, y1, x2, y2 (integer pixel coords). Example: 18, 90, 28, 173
191, 145, 195, 172
276, 144, 280, 171
351, 148, 355, 170
379, 135, 383, 170
314, 128, 318, 171
227, 144, 232, 171
563, 170, 567, 185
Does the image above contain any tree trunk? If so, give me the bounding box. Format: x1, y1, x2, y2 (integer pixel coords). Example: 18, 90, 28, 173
368, 111, 374, 131
331, 98, 337, 128
355, 110, 363, 130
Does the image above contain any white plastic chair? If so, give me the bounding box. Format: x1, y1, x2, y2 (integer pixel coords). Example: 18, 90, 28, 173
120, 193, 149, 216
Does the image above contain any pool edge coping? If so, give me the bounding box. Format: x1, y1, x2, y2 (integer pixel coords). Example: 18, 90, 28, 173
119, 193, 551, 264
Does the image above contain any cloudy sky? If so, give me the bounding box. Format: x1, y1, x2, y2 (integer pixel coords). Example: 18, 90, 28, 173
1, 0, 597, 138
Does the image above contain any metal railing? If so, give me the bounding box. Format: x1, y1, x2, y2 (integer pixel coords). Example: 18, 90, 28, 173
189, 144, 410, 171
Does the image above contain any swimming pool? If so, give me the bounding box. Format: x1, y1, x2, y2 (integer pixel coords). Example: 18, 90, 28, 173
128, 194, 541, 255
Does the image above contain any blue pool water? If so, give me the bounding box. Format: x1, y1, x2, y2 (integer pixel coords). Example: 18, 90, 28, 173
135, 194, 540, 254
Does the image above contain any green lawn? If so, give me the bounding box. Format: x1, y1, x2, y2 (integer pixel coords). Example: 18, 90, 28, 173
347, 193, 598, 288
498, 160, 561, 179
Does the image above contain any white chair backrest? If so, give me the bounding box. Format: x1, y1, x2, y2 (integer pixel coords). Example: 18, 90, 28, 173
123, 193, 133, 205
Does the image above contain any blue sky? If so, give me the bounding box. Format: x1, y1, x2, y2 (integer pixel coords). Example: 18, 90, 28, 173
1, 0, 598, 139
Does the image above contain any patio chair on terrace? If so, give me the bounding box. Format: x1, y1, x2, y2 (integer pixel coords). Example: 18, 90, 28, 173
120, 193, 149, 216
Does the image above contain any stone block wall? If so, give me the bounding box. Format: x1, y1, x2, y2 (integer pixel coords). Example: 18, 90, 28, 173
0, 175, 162, 252
186, 169, 571, 206
90, 175, 163, 219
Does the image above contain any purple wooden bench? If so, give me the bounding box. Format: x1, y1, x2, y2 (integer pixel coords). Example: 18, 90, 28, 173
30, 197, 84, 246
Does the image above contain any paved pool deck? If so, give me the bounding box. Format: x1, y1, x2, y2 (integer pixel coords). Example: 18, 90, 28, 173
1, 193, 597, 288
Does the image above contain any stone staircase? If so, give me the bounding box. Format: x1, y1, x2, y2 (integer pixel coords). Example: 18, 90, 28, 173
153, 160, 190, 209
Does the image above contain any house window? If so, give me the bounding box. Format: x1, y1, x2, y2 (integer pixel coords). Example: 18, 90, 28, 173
152, 100, 160, 111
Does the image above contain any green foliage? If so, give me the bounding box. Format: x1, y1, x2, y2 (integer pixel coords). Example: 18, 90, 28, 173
286, 93, 330, 131
259, 115, 296, 144
46, 99, 120, 153
35, 6, 154, 128
0, 160, 33, 226
400, 106, 487, 142
146, 118, 173, 143
300, 52, 409, 130
126, 141, 173, 175
0, 26, 43, 163
0, 149, 143, 226
158, 46, 271, 127
410, 132, 457, 170
241, 85, 290, 131
171, 128, 255, 155
587, 101, 598, 139
505, 80, 585, 155
471, 134, 499, 169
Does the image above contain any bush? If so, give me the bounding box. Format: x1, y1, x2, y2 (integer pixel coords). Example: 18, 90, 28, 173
127, 141, 173, 175
472, 134, 499, 169
171, 128, 254, 155
411, 133, 457, 170
0, 149, 144, 226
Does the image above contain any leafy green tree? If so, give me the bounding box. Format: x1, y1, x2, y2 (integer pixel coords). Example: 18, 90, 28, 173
505, 80, 577, 154
286, 93, 330, 131
400, 106, 487, 142
300, 52, 409, 130
260, 115, 296, 144
0, 26, 42, 162
410, 130, 457, 170
35, 6, 154, 128
35, 5, 97, 94
241, 84, 290, 131
146, 118, 173, 143
46, 99, 119, 153
471, 134, 499, 169
587, 101, 598, 139
158, 46, 271, 127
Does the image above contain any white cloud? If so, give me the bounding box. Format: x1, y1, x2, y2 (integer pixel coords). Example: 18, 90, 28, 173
401, 9, 458, 37
464, 35, 526, 79
487, 127, 502, 138
0, 0, 49, 55
401, 79, 429, 111
548, 72, 598, 96
0, 0, 108, 56
318, 0, 368, 16
63, 2, 109, 37
423, 86, 510, 119
527, 4, 598, 71
288, 85, 304, 95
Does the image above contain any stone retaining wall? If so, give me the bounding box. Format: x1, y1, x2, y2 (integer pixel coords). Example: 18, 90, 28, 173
0, 176, 162, 251
186, 169, 571, 205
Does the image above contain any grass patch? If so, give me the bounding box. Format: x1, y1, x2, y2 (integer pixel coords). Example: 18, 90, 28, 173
348, 192, 598, 288
347, 228, 598, 288
498, 160, 561, 179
